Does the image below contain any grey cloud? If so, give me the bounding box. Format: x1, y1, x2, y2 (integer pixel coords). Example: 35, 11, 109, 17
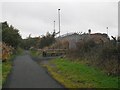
2, 2, 118, 38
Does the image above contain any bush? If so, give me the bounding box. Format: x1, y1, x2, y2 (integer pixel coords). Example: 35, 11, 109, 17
67, 39, 119, 76
2, 42, 14, 62
100, 42, 118, 60
49, 40, 69, 49
2, 22, 22, 49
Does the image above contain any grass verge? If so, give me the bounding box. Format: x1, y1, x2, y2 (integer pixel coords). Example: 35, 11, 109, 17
2, 48, 23, 85
0, 63, 2, 89
44, 58, 119, 88
30, 50, 42, 57
2, 60, 12, 84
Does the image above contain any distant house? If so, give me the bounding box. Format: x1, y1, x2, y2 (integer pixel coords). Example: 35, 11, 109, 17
56, 31, 110, 49
57, 33, 81, 49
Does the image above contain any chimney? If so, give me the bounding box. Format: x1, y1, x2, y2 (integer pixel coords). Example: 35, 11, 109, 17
88, 29, 91, 34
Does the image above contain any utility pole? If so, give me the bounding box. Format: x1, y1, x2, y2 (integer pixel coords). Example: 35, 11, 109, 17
107, 27, 108, 35
58, 9, 61, 51
58, 9, 61, 37
106, 27, 109, 38
53, 21, 55, 33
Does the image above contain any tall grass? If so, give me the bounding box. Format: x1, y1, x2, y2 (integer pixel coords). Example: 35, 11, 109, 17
67, 40, 119, 76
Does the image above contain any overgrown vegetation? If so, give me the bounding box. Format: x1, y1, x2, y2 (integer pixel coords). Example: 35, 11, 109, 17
21, 36, 41, 50
39, 32, 55, 49
1, 21, 119, 88
47, 36, 119, 76
30, 49, 42, 57
2, 61, 12, 85
49, 39, 69, 49
42, 34, 119, 88
44, 58, 119, 88
67, 39, 120, 76
21, 32, 55, 50
1, 21, 24, 85
2, 21, 22, 49
2, 42, 13, 62
2, 48, 23, 85
0, 63, 2, 88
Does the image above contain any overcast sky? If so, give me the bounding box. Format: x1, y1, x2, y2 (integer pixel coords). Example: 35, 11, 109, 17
0, 0, 119, 39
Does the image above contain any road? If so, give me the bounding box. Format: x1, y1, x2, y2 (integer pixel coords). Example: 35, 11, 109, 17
3, 51, 65, 88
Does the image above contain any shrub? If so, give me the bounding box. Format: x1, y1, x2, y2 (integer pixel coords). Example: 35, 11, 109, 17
67, 39, 119, 76
2, 42, 14, 62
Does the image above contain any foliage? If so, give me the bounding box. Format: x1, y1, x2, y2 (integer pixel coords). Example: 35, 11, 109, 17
2, 61, 12, 84
21, 32, 55, 50
2, 42, 14, 62
0, 23, 2, 42
100, 42, 118, 60
2, 54, 16, 85
0, 63, 2, 89
21, 36, 40, 50
2, 22, 22, 49
67, 38, 119, 76
2, 47, 23, 85
77, 39, 96, 52
44, 58, 119, 88
39, 32, 55, 49
30, 49, 42, 57
49, 40, 69, 49
0, 42, 2, 60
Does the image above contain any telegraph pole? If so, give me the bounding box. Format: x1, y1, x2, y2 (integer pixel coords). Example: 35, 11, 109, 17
106, 27, 109, 38
58, 9, 61, 51
54, 21, 55, 33
58, 9, 61, 37
107, 27, 108, 35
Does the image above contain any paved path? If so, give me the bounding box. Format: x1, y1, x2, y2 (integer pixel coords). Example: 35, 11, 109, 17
3, 52, 65, 88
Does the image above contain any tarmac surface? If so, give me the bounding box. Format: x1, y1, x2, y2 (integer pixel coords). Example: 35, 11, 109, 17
3, 51, 65, 88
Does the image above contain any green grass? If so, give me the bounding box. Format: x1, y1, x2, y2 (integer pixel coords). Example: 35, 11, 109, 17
2, 53, 17, 85
44, 58, 119, 88
2, 60, 12, 84
2, 48, 23, 85
30, 50, 41, 57
0, 63, 2, 89
16, 47, 24, 55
